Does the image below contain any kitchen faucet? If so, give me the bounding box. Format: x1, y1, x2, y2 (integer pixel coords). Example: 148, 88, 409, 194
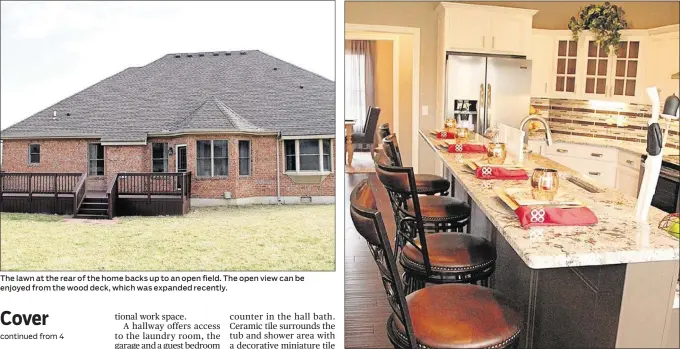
519, 115, 553, 149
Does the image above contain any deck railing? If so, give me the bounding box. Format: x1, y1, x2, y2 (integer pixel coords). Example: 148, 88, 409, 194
73, 174, 87, 214
108, 172, 192, 218
106, 174, 119, 219
0, 172, 82, 195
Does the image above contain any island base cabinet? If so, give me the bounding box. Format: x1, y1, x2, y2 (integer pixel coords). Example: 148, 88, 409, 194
487, 222, 679, 348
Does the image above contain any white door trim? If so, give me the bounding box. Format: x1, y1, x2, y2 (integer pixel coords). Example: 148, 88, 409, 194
346, 23, 421, 173
175, 144, 187, 172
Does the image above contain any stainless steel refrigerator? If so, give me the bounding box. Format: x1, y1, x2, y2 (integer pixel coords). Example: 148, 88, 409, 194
445, 53, 532, 134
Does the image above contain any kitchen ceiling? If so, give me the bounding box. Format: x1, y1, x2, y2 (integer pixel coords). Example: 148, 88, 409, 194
464, 1, 680, 29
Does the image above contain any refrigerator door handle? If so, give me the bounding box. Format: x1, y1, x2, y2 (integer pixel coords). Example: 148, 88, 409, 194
487, 83, 492, 109
479, 83, 485, 109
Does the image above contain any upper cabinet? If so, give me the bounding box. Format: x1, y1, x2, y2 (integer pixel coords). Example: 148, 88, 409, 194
553, 34, 580, 98
437, 3, 537, 56
645, 25, 680, 98
578, 32, 647, 102
529, 29, 652, 103
529, 30, 555, 98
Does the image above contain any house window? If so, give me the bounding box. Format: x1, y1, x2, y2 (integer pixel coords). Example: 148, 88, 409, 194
323, 139, 332, 171
284, 139, 333, 173
213, 140, 228, 176
28, 144, 40, 164
299, 140, 320, 171
152, 143, 168, 173
239, 140, 251, 176
196, 140, 229, 177
88, 143, 104, 176
284, 140, 296, 171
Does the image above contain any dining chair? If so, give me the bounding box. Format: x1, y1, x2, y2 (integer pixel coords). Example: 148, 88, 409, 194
382, 132, 450, 196
350, 179, 522, 349
350, 106, 381, 157
374, 155, 495, 293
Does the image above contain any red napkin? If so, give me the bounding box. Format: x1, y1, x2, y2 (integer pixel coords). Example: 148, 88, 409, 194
475, 166, 528, 180
436, 131, 456, 139
514, 206, 598, 228
448, 144, 487, 153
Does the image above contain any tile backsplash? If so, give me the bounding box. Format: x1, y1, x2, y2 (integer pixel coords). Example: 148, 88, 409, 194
530, 97, 680, 150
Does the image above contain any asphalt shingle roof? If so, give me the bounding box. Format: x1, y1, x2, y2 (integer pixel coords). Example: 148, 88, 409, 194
1, 50, 335, 140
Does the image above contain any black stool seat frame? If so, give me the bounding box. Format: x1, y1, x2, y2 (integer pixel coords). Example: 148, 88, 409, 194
373, 158, 495, 294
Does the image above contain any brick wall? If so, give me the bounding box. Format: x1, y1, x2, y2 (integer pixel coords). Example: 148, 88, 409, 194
1, 135, 336, 199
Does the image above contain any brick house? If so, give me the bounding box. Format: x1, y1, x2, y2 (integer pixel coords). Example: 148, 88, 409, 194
0, 50, 335, 205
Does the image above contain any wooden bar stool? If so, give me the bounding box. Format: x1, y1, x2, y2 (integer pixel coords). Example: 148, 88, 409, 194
350, 180, 521, 349
378, 125, 450, 196
373, 156, 495, 293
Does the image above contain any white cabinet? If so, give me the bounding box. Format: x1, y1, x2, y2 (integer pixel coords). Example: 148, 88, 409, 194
445, 7, 488, 53
616, 150, 641, 197
535, 29, 651, 103
646, 25, 680, 99
550, 32, 581, 99
616, 165, 640, 197
529, 30, 554, 98
578, 32, 648, 103
437, 2, 536, 56
544, 142, 618, 188
489, 12, 533, 55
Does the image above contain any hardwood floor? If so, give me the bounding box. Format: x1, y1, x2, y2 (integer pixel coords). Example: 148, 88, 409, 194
345, 173, 396, 349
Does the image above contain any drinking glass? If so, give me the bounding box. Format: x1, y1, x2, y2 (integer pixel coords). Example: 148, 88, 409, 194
531, 168, 559, 201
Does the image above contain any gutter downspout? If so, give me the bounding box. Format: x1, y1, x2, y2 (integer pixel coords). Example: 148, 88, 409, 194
276, 133, 281, 204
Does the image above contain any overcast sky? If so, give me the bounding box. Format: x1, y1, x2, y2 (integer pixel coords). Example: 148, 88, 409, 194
0, 1, 335, 130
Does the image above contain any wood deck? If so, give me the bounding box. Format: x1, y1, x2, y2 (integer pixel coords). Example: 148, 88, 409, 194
345, 173, 395, 349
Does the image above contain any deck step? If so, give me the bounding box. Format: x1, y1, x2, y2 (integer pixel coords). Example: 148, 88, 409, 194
83, 197, 107, 203
73, 213, 109, 219
80, 202, 108, 207
78, 208, 108, 215
74, 194, 110, 219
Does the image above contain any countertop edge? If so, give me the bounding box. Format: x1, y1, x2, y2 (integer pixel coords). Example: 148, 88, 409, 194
420, 130, 680, 270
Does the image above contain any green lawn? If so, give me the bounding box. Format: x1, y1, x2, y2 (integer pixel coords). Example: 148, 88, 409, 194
0, 205, 335, 271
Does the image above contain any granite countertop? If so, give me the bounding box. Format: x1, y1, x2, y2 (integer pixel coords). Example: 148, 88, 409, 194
420, 130, 679, 269
528, 132, 679, 165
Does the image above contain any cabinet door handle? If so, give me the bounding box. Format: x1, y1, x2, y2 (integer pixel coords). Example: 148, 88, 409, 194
492, 36, 495, 48
589, 172, 601, 176
626, 160, 634, 165
556, 149, 568, 153
482, 36, 485, 48
590, 153, 603, 157
544, 82, 547, 93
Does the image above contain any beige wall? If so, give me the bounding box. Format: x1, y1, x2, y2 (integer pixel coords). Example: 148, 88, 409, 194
346, 1, 440, 172
397, 34, 415, 167
468, 1, 679, 30
374, 40, 394, 142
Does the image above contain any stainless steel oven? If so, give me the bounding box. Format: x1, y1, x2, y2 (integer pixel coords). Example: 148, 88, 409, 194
640, 155, 680, 213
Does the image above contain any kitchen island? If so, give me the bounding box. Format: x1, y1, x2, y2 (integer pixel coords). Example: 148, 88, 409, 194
420, 130, 679, 348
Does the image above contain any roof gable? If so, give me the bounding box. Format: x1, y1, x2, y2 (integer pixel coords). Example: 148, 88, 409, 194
1, 50, 334, 140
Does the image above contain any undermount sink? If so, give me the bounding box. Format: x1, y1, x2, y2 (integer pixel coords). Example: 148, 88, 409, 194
565, 175, 605, 193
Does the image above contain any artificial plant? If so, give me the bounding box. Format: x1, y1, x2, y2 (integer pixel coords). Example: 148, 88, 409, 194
568, 2, 628, 55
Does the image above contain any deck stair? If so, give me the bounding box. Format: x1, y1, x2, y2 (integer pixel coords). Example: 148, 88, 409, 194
74, 194, 109, 219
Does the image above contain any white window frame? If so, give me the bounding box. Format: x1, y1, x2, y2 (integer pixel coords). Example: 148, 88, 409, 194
175, 144, 187, 172
196, 140, 229, 178
238, 140, 252, 177
284, 138, 333, 175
